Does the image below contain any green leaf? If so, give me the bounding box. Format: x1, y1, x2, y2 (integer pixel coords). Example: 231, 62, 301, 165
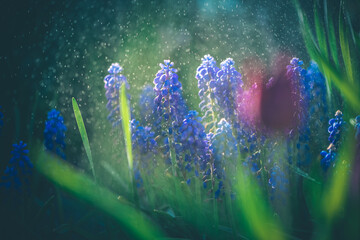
314, 1, 328, 59
328, 16, 339, 68
322, 131, 355, 220
314, 0, 332, 99
339, 2, 354, 84
119, 83, 133, 170
72, 97, 96, 181
235, 167, 284, 240
315, 53, 360, 110
35, 152, 163, 239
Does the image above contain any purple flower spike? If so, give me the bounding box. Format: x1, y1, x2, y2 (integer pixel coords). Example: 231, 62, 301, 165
1, 141, 33, 193
320, 110, 345, 171
215, 58, 243, 122
196, 55, 220, 132
104, 63, 130, 127
44, 109, 67, 159
153, 60, 187, 134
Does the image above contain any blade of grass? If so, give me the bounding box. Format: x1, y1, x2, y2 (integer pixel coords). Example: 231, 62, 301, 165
328, 16, 339, 68
315, 54, 360, 110
339, 1, 354, 84
315, 1, 328, 59
72, 97, 96, 181
322, 131, 355, 220
295, 0, 332, 100
314, 0, 332, 99
119, 84, 133, 171
35, 151, 163, 239
235, 167, 284, 240
119, 83, 138, 206
324, 0, 339, 68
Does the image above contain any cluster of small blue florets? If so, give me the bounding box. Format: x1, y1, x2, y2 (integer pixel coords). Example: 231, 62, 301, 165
215, 58, 243, 122
306, 61, 328, 120
1, 141, 33, 193
104, 63, 129, 127
177, 110, 209, 185
320, 110, 345, 171
197, 55, 220, 132
131, 119, 158, 188
44, 109, 67, 159
153, 60, 187, 133
208, 118, 238, 198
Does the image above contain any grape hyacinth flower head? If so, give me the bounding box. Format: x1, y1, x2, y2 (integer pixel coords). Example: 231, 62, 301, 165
153, 60, 187, 132
104, 63, 129, 127
209, 118, 238, 198
215, 58, 243, 122
320, 110, 345, 171
44, 109, 67, 159
286, 58, 307, 80
196, 54, 220, 132
178, 110, 209, 184
131, 119, 158, 188
286, 57, 307, 122
305, 61, 328, 142
1, 141, 33, 193
211, 118, 238, 163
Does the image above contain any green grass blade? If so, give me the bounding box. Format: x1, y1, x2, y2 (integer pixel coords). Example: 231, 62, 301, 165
295, 0, 332, 99
324, 0, 339, 68
119, 83, 133, 171
339, 2, 354, 84
314, 1, 328, 58
72, 97, 96, 181
315, 55, 360, 110
328, 16, 339, 67
35, 151, 163, 239
314, 0, 332, 99
235, 167, 284, 240
295, 1, 318, 60
322, 131, 355, 221
345, 11, 356, 45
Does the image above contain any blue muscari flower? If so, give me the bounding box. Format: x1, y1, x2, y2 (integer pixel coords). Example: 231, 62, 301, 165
355, 116, 360, 141
131, 119, 157, 188
1, 141, 33, 193
44, 109, 67, 159
306, 61, 328, 119
320, 110, 345, 171
0, 106, 3, 135
177, 110, 210, 185
286, 58, 313, 167
196, 55, 220, 132
139, 85, 155, 125
153, 60, 187, 132
153, 60, 187, 166
209, 118, 238, 198
214, 58, 243, 122
104, 63, 130, 127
